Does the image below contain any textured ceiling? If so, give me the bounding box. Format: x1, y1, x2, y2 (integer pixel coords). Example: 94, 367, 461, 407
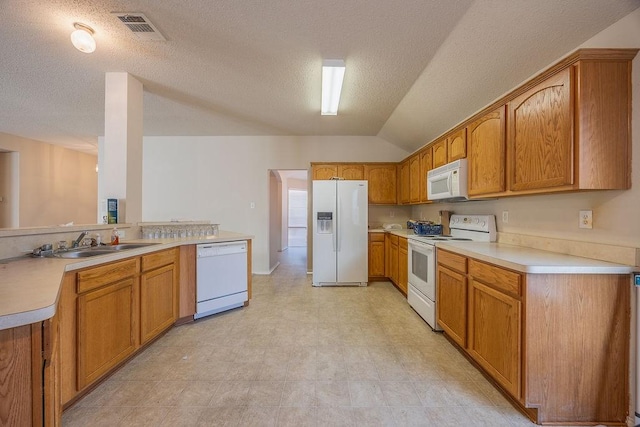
0, 0, 638, 155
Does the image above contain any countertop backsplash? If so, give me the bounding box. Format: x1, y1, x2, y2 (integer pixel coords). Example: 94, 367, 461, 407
368, 205, 412, 230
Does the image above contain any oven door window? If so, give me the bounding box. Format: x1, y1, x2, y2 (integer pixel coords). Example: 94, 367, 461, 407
411, 250, 429, 284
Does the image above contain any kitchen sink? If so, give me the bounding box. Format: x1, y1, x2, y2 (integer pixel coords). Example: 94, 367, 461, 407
51, 243, 159, 258
54, 250, 114, 258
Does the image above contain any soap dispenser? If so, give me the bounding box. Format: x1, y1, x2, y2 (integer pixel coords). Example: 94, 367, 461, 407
111, 227, 119, 245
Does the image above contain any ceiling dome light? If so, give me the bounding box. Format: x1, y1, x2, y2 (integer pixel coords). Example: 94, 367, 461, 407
70, 23, 96, 53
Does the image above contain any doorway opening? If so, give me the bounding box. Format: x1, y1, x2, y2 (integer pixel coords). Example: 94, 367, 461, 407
267, 169, 308, 273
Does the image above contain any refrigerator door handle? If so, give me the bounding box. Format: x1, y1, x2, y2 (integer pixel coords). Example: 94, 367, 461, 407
335, 198, 340, 252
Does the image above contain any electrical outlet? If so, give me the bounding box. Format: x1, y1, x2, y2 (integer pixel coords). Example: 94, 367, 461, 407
502, 211, 509, 223
250, 202, 255, 209
579, 210, 593, 229
389, 211, 395, 218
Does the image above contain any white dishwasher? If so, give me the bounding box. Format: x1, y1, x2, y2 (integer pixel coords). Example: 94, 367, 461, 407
195, 241, 248, 320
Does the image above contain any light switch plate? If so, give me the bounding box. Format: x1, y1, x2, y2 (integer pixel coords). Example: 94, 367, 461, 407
502, 211, 509, 223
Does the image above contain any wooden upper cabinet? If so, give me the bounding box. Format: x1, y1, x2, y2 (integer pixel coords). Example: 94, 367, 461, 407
409, 154, 421, 203
419, 147, 433, 203
508, 68, 573, 192
447, 129, 467, 162
432, 139, 448, 168
338, 164, 364, 180
312, 163, 364, 180
467, 107, 506, 196
312, 164, 338, 180
364, 164, 397, 204
399, 160, 410, 204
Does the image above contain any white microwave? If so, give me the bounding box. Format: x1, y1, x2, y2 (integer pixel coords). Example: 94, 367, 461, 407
427, 158, 468, 201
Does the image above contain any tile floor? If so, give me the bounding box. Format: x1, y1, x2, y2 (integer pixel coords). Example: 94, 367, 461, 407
62, 247, 540, 426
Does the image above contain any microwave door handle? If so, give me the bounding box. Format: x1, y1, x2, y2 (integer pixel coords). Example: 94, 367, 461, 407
447, 173, 453, 194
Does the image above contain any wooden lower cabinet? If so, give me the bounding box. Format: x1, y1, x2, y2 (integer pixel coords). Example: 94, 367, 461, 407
61, 251, 179, 407
436, 248, 630, 425
389, 238, 399, 285
0, 323, 45, 426
397, 237, 408, 294
382, 233, 408, 296
368, 233, 385, 279
468, 278, 521, 398
140, 249, 178, 344
77, 277, 138, 389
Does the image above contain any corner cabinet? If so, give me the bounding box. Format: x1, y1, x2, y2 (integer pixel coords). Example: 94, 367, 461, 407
436, 248, 630, 425
364, 163, 397, 204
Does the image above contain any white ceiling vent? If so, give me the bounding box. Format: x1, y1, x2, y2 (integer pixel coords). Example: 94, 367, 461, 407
111, 12, 166, 41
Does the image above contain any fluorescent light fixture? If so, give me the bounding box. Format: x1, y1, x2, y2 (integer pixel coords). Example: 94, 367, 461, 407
321, 59, 345, 115
71, 23, 96, 53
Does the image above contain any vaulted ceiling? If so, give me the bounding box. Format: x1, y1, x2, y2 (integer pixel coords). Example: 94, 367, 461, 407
1, 0, 638, 154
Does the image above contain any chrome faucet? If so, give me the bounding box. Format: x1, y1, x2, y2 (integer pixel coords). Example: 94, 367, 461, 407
72, 231, 89, 248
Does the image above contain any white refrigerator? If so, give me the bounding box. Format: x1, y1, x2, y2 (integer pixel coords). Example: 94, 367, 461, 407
312, 180, 368, 286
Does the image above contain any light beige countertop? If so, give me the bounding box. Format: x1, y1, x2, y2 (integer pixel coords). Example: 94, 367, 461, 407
0, 230, 253, 331
437, 241, 635, 274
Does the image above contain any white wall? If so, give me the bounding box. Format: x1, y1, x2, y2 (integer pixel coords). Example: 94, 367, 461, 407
143, 135, 409, 273
414, 10, 640, 251
268, 171, 281, 271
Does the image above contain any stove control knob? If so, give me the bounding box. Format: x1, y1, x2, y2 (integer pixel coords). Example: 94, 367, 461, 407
481, 221, 486, 227
474, 218, 479, 224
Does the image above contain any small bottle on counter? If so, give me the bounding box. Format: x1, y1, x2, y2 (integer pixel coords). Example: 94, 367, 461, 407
111, 227, 119, 245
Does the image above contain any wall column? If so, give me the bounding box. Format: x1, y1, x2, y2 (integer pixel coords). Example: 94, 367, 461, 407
98, 72, 143, 224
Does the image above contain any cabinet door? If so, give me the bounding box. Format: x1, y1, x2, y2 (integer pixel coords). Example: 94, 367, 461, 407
467, 107, 506, 196
338, 164, 364, 180
447, 129, 467, 162
384, 233, 392, 278
437, 265, 467, 347
312, 164, 338, 180
398, 238, 408, 294
389, 241, 399, 285
419, 148, 432, 203
432, 139, 448, 168
468, 278, 521, 398
399, 161, 410, 204
409, 155, 421, 203
140, 264, 177, 345
368, 234, 385, 277
77, 278, 137, 389
508, 68, 573, 191
364, 164, 397, 204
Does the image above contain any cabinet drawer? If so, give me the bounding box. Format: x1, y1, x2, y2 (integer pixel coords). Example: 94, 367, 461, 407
369, 233, 385, 243
437, 249, 467, 273
388, 234, 399, 245
141, 248, 178, 272
469, 259, 521, 296
399, 237, 408, 250
77, 258, 139, 293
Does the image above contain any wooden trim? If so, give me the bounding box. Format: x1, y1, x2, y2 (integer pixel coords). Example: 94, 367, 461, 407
178, 245, 196, 318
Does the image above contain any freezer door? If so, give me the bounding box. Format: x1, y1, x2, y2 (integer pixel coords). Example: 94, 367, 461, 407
312, 180, 337, 284
336, 180, 368, 283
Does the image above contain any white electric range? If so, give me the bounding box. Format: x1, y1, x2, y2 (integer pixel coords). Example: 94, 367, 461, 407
407, 214, 496, 330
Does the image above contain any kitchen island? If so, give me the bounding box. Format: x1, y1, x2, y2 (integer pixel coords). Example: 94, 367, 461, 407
435, 241, 634, 426
0, 230, 253, 426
